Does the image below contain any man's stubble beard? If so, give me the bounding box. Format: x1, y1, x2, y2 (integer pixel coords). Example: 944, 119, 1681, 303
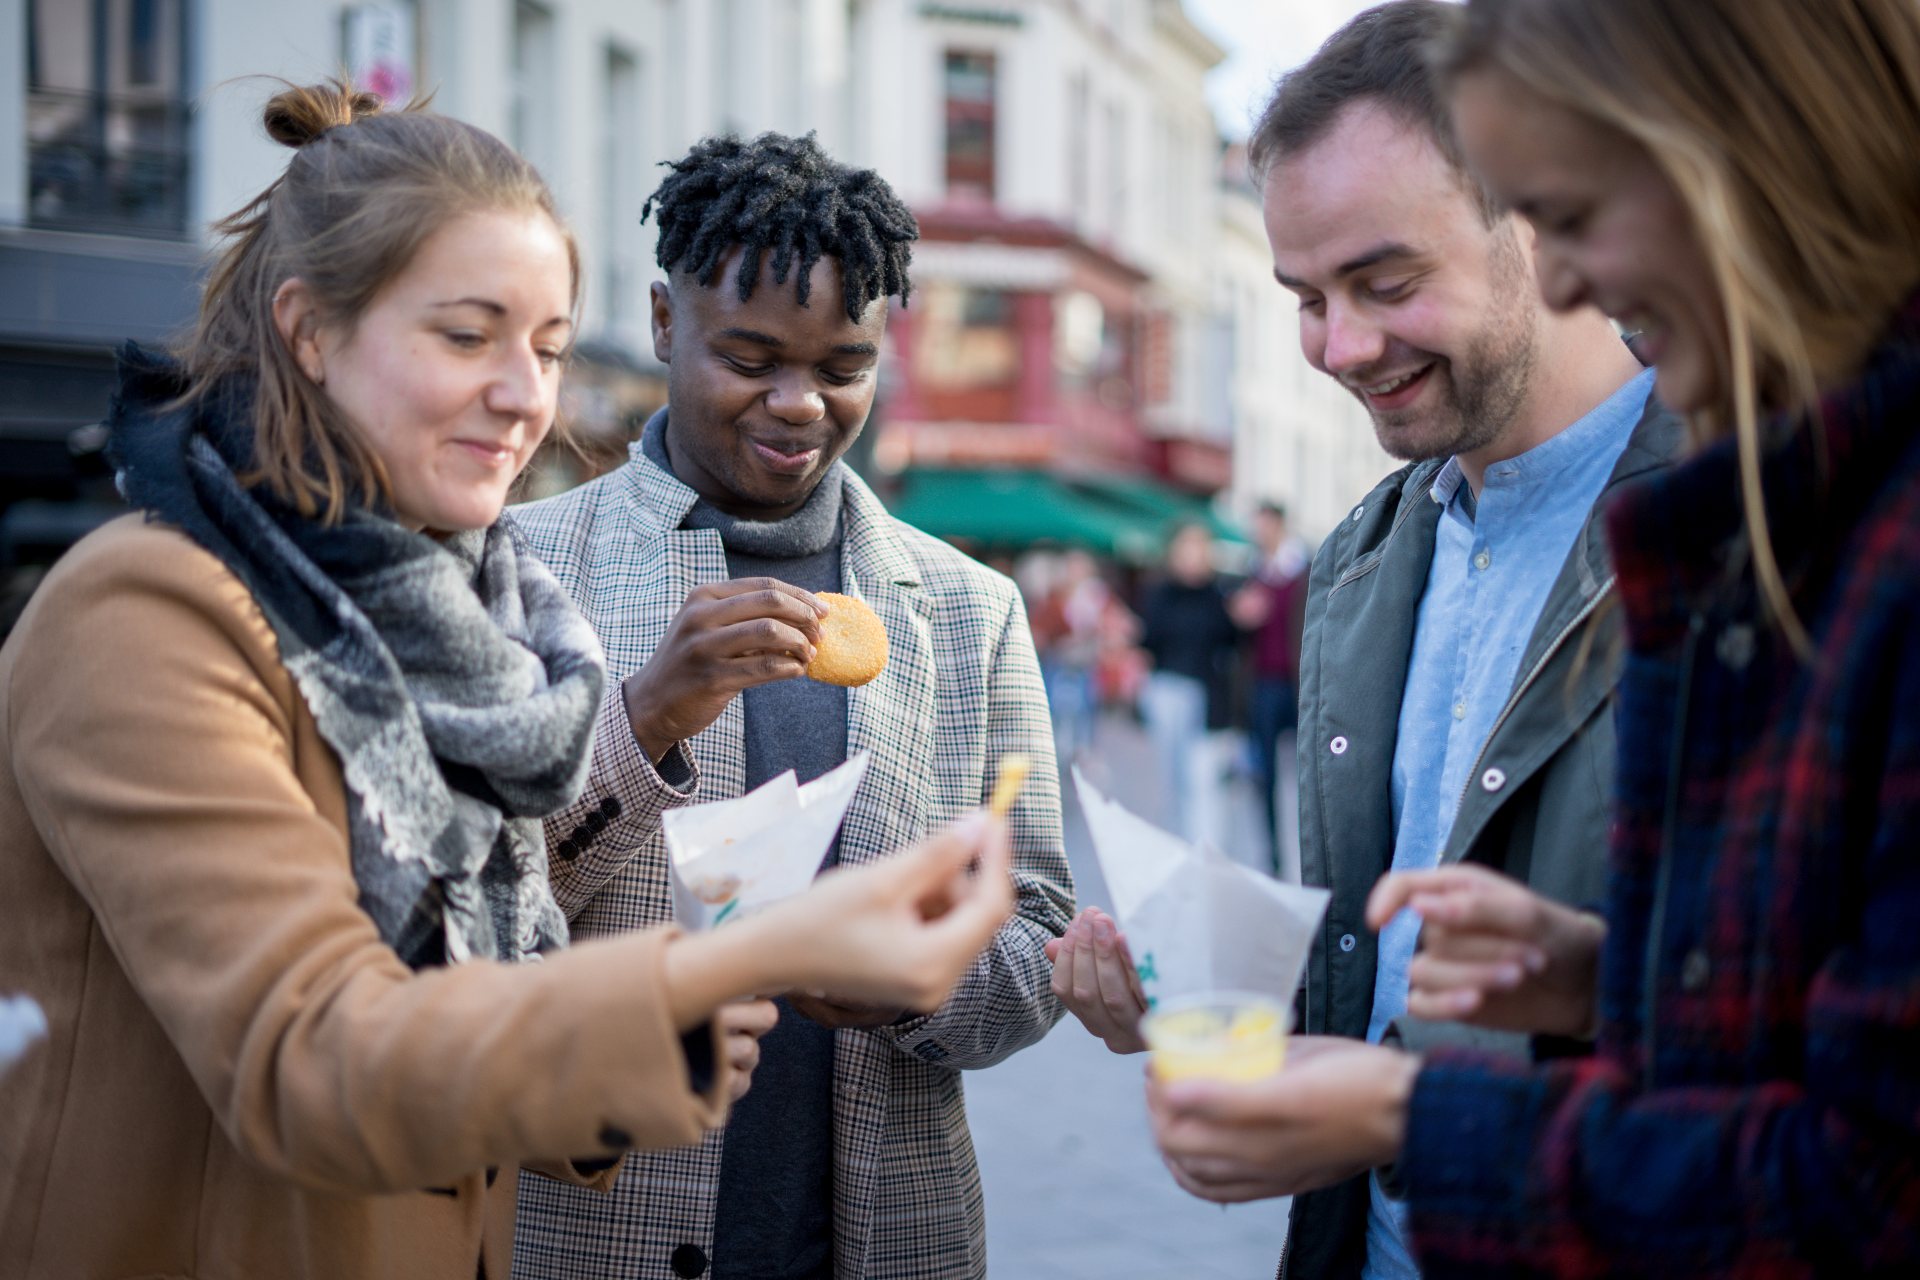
1370, 233, 1541, 463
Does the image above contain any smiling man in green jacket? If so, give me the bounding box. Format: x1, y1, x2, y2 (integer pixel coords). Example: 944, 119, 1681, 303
1046, 5, 1682, 1278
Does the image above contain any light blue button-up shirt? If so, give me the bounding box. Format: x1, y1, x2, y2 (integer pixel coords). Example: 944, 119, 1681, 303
1362, 368, 1654, 1280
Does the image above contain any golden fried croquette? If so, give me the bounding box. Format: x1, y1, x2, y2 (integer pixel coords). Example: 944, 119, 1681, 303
806, 592, 888, 687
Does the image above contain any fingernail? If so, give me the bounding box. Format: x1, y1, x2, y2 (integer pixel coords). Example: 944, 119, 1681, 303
1523, 947, 1548, 974
1493, 963, 1523, 988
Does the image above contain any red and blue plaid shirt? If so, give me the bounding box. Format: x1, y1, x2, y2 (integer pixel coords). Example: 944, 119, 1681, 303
1401, 294, 1920, 1277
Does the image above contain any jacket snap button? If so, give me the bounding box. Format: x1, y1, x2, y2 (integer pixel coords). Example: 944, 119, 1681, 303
1339, 933, 1357, 952
670, 1243, 709, 1277
1681, 948, 1711, 993
1480, 766, 1507, 792
1350, 505, 1364, 523
1716, 624, 1755, 670
1330, 735, 1349, 756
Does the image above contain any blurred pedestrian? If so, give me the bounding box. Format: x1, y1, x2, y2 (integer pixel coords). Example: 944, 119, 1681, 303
1034, 547, 1115, 764
1231, 502, 1311, 874
1138, 522, 1241, 844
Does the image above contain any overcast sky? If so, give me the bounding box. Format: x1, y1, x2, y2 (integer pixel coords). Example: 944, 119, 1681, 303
1185, 0, 1382, 140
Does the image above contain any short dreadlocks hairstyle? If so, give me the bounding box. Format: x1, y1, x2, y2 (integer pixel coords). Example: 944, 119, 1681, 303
642, 131, 918, 322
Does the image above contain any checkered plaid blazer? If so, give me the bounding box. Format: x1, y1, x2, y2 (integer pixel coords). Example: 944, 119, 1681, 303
506, 435, 1073, 1280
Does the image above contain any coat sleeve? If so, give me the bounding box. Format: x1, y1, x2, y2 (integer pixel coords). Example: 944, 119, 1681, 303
882, 593, 1075, 1070
1400, 609, 1920, 1276
8, 534, 730, 1198
542, 681, 701, 920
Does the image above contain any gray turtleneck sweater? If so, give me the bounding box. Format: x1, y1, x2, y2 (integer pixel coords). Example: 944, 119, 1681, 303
648, 416, 842, 1280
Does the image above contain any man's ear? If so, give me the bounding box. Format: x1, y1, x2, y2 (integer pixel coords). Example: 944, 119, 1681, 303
272, 278, 327, 384
650, 280, 674, 364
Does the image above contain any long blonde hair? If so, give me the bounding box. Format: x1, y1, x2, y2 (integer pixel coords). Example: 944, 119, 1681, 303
1433, 0, 1920, 651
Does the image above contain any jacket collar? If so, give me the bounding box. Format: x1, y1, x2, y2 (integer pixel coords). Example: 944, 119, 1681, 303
1523, 388, 1687, 652
1341, 384, 1685, 613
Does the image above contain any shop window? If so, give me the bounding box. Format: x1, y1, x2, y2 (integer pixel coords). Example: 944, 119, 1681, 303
944, 50, 997, 201
918, 284, 1019, 392
27, 0, 190, 238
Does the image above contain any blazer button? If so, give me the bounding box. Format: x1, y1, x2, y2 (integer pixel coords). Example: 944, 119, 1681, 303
671, 1243, 709, 1278
1330, 735, 1349, 756
1480, 766, 1507, 792
599, 795, 622, 818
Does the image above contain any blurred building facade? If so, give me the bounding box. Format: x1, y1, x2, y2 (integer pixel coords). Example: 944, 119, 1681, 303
0, 0, 1388, 597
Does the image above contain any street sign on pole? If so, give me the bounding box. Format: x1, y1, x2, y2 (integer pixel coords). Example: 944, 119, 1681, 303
344, 3, 416, 104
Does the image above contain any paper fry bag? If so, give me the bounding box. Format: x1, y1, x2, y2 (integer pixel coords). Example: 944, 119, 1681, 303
665, 752, 871, 929
1072, 768, 1330, 1009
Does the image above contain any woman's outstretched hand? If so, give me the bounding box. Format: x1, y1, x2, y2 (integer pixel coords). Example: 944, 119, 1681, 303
766, 811, 1016, 1012
1366, 863, 1604, 1038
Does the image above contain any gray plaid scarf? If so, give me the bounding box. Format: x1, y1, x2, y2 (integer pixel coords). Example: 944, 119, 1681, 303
108, 346, 604, 967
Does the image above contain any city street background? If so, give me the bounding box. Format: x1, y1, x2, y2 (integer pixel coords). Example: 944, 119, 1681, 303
970, 714, 1294, 1280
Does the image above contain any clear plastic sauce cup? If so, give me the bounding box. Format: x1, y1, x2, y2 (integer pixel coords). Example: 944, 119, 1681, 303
1140, 990, 1289, 1083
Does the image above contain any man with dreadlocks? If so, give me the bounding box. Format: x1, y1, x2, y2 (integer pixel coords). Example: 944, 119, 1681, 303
508, 132, 1072, 1280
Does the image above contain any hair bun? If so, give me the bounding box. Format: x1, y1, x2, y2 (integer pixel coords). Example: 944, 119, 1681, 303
264, 78, 383, 149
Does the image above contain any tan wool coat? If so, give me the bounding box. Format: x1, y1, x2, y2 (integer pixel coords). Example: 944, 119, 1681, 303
0, 517, 730, 1280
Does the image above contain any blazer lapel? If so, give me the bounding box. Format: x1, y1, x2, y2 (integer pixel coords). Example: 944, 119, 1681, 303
837, 473, 935, 870
828, 472, 935, 1279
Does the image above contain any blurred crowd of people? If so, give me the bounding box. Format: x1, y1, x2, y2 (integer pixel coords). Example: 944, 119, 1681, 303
1013, 501, 1311, 870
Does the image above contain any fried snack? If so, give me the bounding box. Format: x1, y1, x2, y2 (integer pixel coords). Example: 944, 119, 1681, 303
689, 872, 744, 905
805, 592, 888, 687
987, 753, 1032, 818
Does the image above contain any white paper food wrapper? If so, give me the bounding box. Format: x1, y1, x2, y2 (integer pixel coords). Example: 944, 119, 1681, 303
0, 994, 46, 1077
1073, 768, 1330, 1010
666, 753, 871, 929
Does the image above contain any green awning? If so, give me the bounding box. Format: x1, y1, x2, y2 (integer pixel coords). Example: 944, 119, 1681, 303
1068, 472, 1247, 546
883, 468, 1241, 564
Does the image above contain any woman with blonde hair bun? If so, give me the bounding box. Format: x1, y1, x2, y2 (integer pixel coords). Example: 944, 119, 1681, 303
0, 82, 1013, 1280
1147, 2, 1920, 1274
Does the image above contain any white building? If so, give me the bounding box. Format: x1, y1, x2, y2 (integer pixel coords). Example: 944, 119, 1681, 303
0, 0, 1389, 558
842, 0, 1389, 540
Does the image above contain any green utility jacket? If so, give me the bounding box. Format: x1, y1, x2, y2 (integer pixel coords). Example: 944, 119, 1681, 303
1281, 395, 1685, 1280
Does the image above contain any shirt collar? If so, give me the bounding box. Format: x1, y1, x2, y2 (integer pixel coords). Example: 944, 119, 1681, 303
1429, 456, 1467, 508
1428, 367, 1655, 513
